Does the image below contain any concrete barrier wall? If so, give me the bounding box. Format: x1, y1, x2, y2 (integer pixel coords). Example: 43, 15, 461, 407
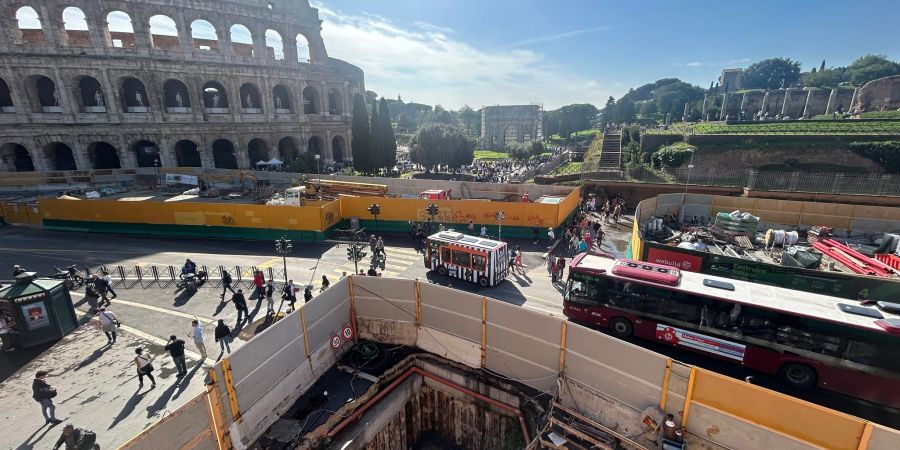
119, 393, 217, 450
326, 174, 575, 199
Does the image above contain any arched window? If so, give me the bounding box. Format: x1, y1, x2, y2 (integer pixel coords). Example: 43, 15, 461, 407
307, 136, 323, 156
163, 79, 190, 112
62, 7, 90, 47
106, 11, 135, 48
273, 85, 293, 113
15, 7, 43, 44
302, 86, 319, 114
1, 143, 35, 172
88, 142, 121, 169
212, 139, 237, 169
248, 139, 269, 166
77, 76, 106, 112
230, 24, 253, 58
148, 15, 179, 50
121, 77, 149, 112
328, 89, 342, 115
239, 83, 262, 113
278, 137, 298, 163
296, 34, 311, 63
133, 140, 160, 167
175, 140, 201, 167
332, 136, 346, 162
191, 19, 218, 52
201, 81, 229, 112
265, 29, 284, 62
0, 78, 14, 113
28, 75, 61, 113
44, 143, 77, 170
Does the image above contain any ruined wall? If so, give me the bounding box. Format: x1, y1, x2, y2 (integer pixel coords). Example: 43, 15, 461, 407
802, 89, 830, 117
690, 146, 881, 173
826, 88, 855, 114
720, 94, 743, 119
780, 89, 807, 118
853, 75, 900, 112
740, 91, 765, 117
762, 90, 785, 116
479, 105, 543, 149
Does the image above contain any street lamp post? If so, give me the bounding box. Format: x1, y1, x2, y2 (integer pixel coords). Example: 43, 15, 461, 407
426, 203, 439, 233
683, 151, 696, 196
367, 203, 381, 232
496, 211, 505, 242
274, 236, 293, 281
314, 154, 321, 192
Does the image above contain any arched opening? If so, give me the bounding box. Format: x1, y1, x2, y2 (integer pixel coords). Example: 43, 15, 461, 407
1, 143, 35, 172
133, 140, 160, 167
0, 78, 14, 113
332, 136, 346, 162
504, 126, 518, 145
307, 136, 323, 156
62, 7, 90, 47
121, 77, 149, 112
88, 142, 121, 169
44, 142, 77, 170
212, 139, 237, 169
201, 81, 229, 112
77, 76, 106, 112
278, 137, 298, 163
190, 19, 218, 52
273, 85, 293, 113
265, 29, 284, 62
106, 11, 135, 48
175, 140, 201, 167
163, 79, 190, 112
302, 86, 319, 114
28, 75, 61, 113
15, 6, 44, 45
328, 89, 342, 115
229, 24, 254, 58
248, 138, 269, 166
148, 15, 179, 50
240, 83, 262, 113
296, 34, 311, 63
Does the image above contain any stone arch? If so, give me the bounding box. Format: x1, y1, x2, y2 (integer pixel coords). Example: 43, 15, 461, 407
24, 74, 61, 113
296, 33, 311, 63
328, 88, 342, 115
201, 81, 229, 111
332, 135, 347, 162
212, 139, 237, 169
43, 142, 77, 170
175, 140, 201, 167
190, 19, 218, 52
307, 136, 324, 156
15, 6, 44, 45
229, 24, 254, 58
148, 14, 179, 50
248, 138, 269, 166
302, 86, 319, 114
278, 137, 298, 163
163, 79, 190, 110
87, 141, 121, 169
75, 75, 106, 112
106, 10, 135, 48
239, 83, 262, 112
265, 29, 284, 62
272, 84, 293, 112
132, 139, 160, 167
1, 143, 35, 171
121, 77, 149, 112
0, 78, 14, 113
61, 6, 90, 47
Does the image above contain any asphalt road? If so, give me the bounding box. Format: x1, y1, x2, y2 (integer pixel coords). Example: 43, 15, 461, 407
1, 225, 897, 429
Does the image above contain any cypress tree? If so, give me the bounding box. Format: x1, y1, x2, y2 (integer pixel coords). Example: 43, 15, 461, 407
379, 98, 397, 169
351, 93, 374, 172
369, 98, 383, 171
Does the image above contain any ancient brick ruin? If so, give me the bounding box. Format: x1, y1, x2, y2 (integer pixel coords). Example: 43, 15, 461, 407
479, 105, 543, 150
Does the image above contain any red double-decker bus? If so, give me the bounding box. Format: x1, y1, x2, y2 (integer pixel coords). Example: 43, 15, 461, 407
564, 253, 900, 408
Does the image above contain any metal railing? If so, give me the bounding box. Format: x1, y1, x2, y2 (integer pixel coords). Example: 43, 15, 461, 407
67, 265, 291, 290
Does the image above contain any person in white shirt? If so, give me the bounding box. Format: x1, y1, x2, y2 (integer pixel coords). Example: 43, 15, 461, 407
101, 271, 117, 299
548, 227, 556, 242
480, 225, 487, 237
96, 307, 118, 345
133, 347, 155, 389
189, 320, 207, 361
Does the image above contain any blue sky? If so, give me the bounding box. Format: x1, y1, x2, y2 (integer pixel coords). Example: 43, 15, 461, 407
314, 0, 900, 109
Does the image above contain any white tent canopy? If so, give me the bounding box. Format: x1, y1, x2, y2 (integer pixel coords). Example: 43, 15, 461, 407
266, 157, 283, 165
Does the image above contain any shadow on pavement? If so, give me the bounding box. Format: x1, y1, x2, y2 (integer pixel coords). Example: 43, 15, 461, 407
109, 387, 149, 430
15, 422, 58, 450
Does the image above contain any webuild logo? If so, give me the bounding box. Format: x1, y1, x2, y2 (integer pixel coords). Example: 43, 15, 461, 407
646, 247, 703, 272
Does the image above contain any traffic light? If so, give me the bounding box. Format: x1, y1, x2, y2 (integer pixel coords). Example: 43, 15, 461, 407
367, 203, 381, 216
426, 203, 439, 218
275, 237, 293, 255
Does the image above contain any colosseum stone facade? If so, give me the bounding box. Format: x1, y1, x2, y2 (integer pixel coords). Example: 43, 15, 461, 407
0, 0, 364, 172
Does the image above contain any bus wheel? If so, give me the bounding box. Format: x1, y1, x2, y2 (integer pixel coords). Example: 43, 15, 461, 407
478, 276, 489, 287
609, 317, 633, 337
779, 363, 817, 388
437, 265, 448, 276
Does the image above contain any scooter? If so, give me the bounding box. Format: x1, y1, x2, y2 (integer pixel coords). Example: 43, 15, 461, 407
176, 270, 207, 293
52, 265, 84, 290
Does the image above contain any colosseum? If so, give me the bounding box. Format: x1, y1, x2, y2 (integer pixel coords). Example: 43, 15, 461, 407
0, 0, 364, 172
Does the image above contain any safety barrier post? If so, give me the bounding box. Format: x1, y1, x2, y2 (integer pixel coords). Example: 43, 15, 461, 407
220, 357, 241, 421
348, 276, 357, 341
116, 266, 126, 286
135, 266, 143, 288
168, 265, 176, 285
151, 266, 160, 286
857, 422, 874, 450
559, 321, 567, 374
299, 307, 313, 372
205, 372, 232, 450
480, 296, 487, 368
660, 359, 673, 410
415, 280, 422, 324
266, 267, 274, 282
681, 367, 696, 428
234, 266, 243, 285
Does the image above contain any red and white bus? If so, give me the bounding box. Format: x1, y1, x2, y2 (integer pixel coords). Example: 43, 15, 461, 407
564, 253, 900, 408
425, 231, 508, 287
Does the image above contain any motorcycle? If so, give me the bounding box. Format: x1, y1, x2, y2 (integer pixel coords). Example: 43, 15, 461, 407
52, 265, 84, 290
176, 270, 207, 293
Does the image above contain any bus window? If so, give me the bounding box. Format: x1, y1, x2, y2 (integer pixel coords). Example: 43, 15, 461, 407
441, 247, 451, 264
473, 254, 486, 272
452, 249, 471, 268
844, 339, 900, 371
566, 279, 600, 305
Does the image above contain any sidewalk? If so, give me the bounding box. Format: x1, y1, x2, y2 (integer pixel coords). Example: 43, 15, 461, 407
0, 317, 207, 450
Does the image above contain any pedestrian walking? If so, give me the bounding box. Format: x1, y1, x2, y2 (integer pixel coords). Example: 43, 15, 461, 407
320, 275, 330, 292
376, 237, 385, 256
231, 289, 248, 324
165, 335, 187, 377
532, 226, 539, 244
556, 256, 567, 280
101, 271, 117, 300
282, 280, 297, 310
264, 280, 275, 313
91, 275, 110, 306
340, 271, 347, 280
189, 320, 207, 361
546, 253, 554, 274
96, 307, 119, 345
613, 203, 622, 224
304, 285, 313, 303
220, 270, 236, 298
548, 227, 556, 243
215, 319, 232, 355
133, 347, 156, 389
468, 220, 475, 234
480, 225, 487, 237
369, 235, 377, 254
252, 270, 265, 300
550, 259, 560, 283
53, 423, 98, 450
33, 370, 62, 425
0, 315, 15, 352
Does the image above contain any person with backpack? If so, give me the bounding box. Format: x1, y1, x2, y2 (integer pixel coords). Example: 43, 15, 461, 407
33, 370, 62, 425
53, 423, 98, 450
220, 270, 236, 298
231, 289, 249, 325
282, 280, 297, 311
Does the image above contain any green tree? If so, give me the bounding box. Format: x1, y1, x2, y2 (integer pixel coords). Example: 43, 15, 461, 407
638, 100, 657, 117
529, 140, 545, 156
845, 55, 900, 86
614, 99, 636, 123
409, 124, 474, 168
378, 97, 397, 169
505, 143, 530, 160
802, 68, 847, 88
398, 113, 416, 133
369, 98, 384, 171
351, 93, 374, 172
600, 96, 616, 128
741, 58, 802, 90
653, 81, 704, 117
458, 105, 481, 136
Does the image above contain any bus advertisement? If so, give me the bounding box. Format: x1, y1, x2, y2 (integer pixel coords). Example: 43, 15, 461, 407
425, 231, 508, 287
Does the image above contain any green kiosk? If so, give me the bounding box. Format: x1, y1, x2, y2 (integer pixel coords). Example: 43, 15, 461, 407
0, 272, 78, 349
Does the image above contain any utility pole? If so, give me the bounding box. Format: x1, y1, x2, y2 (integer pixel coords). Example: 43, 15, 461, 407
367, 203, 381, 232
274, 236, 293, 281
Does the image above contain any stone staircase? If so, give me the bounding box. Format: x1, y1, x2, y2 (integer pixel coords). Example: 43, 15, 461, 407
598, 133, 622, 169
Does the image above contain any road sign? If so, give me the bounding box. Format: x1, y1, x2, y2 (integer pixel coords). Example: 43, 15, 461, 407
342, 325, 353, 341
330, 334, 342, 350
